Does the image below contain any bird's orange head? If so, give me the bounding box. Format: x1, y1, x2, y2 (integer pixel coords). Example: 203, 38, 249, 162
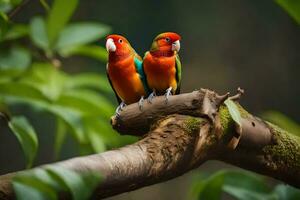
150, 32, 181, 53
106, 34, 133, 59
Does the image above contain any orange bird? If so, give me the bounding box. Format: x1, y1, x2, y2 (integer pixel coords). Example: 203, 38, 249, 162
143, 32, 182, 103
106, 35, 149, 114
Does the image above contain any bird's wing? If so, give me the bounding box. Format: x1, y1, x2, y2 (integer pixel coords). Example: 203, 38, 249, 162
175, 54, 182, 94
106, 64, 122, 104
134, 55, 150, 95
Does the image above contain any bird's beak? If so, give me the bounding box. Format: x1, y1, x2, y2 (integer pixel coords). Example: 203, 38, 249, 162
172, 40, 180, 52
106, 38, 116, 52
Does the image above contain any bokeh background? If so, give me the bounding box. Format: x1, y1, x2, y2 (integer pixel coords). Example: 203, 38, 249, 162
79, 0, 299, 120
0, 0, 299, 199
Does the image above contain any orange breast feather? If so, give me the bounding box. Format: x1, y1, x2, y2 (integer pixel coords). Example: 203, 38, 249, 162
108, 56, 146, 104
144, 53, 177, 94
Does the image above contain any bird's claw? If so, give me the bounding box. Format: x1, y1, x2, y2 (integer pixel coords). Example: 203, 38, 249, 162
138, 96, 144, 111
165, 87, 173, 104
115, 102, 126, 117
147, 91, 156, 104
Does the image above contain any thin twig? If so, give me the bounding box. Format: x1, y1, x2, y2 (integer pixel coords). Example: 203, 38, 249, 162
8, 0, 31, 19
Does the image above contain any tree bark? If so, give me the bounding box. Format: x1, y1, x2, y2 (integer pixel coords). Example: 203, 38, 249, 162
0, 89, 299, 200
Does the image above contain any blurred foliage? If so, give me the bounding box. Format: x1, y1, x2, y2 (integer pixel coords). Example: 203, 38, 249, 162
8, 116, 38, 168
262, 111, 300, 137
191, 170, 300, 200
275, 0, 300, 24
0, 0, 136, 169
13, 165, 101, 200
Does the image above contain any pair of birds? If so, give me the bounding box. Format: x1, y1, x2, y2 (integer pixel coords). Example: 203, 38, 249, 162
106, 32, 182, 115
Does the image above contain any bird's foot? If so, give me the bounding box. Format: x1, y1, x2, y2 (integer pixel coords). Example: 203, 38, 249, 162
115, 102, 126, 117
165, 87, 173, 104
147, 91, 156, 104
138, 96, 144, 111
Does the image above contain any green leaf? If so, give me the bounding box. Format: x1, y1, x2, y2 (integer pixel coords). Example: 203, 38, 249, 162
45, 166, 102, 200
224, 186, 276, 200
0, 76, 86, 145
0, 46, 31, 69
10, 0, 23, 6
84, 119, 137, 150
85, 124, 106, 153
8, 116, 38, 168
0, 81, 48, 103
13, 170, 58, 200
47, 0, 78, 45
65, 73, 111, 92
0, 69, 112, 146
262, 111, 300, 137
0, 101, 9, 121
20, 63, 67, 101
0, 0, 22, 14
59, 45, 107, 62
276, 0, 300, 24
31, 168, 62, 190
191, 170, 279, 200
13, 166, 102, 200
0, 46, 31, 77
192, 171, 224, 200
0, 82, 85, 144
223, 171, 275, 200
0, 11, 8, 39
54, 118, 67, 159
84, 119, 111, 153
30, 17, 49, 50
274, 184, 300, 200
45, 166, 86, 200
2, 90, 86, 144
223, 171, 270, 193
2, 23, 28, 41
46, 105, 86, 143
55, 22, 110, 50
13, 181, 56, 200
0, 2, 12, 13
224, 99, 242, 126
56, 89, 114, 117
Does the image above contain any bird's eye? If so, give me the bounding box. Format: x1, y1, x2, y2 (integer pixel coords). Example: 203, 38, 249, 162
165, 37, 170, 42
118, 39, 123, 43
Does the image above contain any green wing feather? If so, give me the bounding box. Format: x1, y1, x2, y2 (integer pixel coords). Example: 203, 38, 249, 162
106, 64, 122, 104
134, 55, 150, 95
175, 54, 182, 94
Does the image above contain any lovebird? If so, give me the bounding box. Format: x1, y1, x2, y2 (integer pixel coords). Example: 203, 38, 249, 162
143, 32, 182, 102
106, 34, 149, 114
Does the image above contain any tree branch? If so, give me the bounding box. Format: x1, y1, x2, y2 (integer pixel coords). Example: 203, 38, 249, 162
0, 89, 299, 200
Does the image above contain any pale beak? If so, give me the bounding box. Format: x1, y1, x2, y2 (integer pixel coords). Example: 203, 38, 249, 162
106, 38, 116, 52
171, 40, 180, 52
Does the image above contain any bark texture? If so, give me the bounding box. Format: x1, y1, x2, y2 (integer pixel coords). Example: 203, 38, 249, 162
0, 89, 299, 200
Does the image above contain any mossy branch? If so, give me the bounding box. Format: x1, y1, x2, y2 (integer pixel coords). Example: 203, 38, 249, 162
0, 89, 299, 200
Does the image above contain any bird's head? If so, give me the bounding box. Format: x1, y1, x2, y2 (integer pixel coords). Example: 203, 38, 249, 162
150, 32, 181, 53
106, 34, 132, 56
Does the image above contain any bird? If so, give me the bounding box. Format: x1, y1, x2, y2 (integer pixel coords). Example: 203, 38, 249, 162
105, 34, 149, 115
143, 32, 182, 103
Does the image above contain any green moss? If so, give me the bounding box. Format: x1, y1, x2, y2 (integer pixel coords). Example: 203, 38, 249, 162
218, 105, 238, 145
184, 117, 202, 134
219, 105, 234, 133
263, 123, 300, 169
